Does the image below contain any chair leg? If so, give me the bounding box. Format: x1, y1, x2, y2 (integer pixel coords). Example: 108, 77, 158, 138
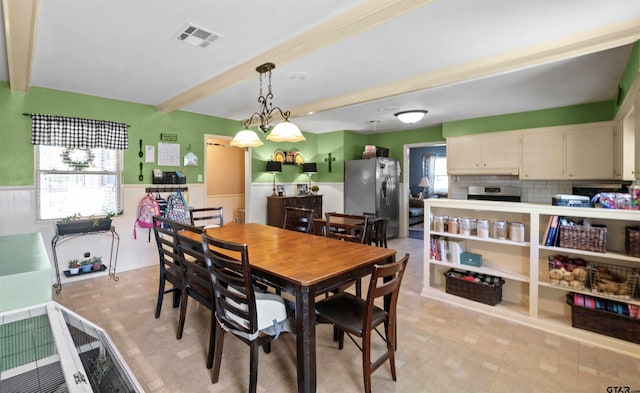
207, 310, 216, 369
249, 341, 260, 393
362, 334, 372, 393
172, 284, 181, 308
211, 322, 225, 383
355, 279, 362, 298
338, 329, 345, 350
388, 346, 397, 382
154, 274, 165, 318
388, 323, 397, 381
176, 292, 188, 340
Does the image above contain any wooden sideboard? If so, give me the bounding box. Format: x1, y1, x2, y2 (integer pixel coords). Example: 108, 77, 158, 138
267, 195, 323, 228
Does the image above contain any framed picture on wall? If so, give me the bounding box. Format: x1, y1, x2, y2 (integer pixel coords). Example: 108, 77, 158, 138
277, 185, 285, 196
296, 183, 309, 196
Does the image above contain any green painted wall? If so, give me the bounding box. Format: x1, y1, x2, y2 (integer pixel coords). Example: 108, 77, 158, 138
249, 132, 318, 184
0, 82, 241, 186
0, 82, 321, 187
442, 100, 614, 138
317, 131, 348, 182
368, 125, 444, 156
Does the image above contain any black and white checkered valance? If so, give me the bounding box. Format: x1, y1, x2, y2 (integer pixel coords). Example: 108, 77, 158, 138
30, 114, 128, 150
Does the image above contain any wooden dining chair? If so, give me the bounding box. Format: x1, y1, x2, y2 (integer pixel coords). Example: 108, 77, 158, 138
372, 217, 389, 248
201, 233, 293, 393
190, 207, 224, 229
324, 212, 371, 243
283, 206, 315, 234
152, 216, 189, 339
324, 213, 372, 297
315, 253, 409, 393
152, 216, 213, 341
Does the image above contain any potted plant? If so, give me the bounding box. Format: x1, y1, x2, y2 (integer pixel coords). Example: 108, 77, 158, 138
80, 259, 93, 273
56, 211, 121, 236
310, 185, 320, 195
68, 259, 81, 275
91, 256, 103, 271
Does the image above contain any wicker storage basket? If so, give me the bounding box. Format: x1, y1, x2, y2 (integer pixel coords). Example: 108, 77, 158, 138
444, 269, 505, 306
589, 261, 636, 300
558, 224, 606, 253
547, 256, 588, 290
566, 294, 640, 344
625, 226, 640, 257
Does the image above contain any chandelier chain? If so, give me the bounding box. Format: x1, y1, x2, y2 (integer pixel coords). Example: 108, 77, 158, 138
244, 62, 291, 133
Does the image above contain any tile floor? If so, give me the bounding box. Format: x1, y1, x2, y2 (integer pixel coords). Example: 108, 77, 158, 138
53, 237, 640, 393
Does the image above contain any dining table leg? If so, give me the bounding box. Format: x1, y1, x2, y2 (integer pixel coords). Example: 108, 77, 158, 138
295, 284, 316, 393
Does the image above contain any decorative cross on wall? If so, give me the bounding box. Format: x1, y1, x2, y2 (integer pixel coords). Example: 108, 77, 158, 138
324, 153, 336, 172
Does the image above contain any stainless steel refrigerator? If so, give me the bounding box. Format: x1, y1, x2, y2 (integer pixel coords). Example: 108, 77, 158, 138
344, 158, 400, 238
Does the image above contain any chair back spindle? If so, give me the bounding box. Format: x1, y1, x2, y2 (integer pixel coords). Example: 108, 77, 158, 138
190, 207, 224, 229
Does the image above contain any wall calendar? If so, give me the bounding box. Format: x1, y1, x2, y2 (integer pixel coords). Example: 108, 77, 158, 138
157, 142, 180, 166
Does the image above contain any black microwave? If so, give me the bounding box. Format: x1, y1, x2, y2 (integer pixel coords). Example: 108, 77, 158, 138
572, 183, 630, 199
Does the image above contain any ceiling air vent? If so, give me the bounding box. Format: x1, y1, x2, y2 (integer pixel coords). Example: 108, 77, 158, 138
176, 23, 223, 48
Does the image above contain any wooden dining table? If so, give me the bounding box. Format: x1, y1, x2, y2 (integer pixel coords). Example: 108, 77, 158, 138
196, 223, 396, 393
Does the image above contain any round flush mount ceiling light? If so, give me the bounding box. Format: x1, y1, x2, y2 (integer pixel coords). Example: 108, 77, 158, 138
394, 110, 428, 124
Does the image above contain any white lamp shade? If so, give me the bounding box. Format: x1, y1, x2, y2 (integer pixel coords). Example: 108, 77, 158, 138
417, 177, 431, 188
266, 121, 306, 143
230, 129, 264, 147
395, 110, 427, 124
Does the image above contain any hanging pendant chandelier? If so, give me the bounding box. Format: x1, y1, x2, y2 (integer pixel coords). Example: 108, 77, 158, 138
230, 63, 305, 147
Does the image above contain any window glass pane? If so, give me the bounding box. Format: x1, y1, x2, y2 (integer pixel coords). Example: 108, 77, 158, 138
36, 146, 122, 220
39, 146, 118, 172
433, 157, 448, 192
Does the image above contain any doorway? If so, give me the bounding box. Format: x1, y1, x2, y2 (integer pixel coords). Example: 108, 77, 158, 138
402, 142, 447, 239
203, 135, 247, 224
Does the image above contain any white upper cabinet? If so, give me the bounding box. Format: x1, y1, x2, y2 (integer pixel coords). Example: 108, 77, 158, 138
448, 122, 615, 180
565, 124, 613, 179
520, 122, 613, 180
521, 130, 564, 179
447, 131, 521, 175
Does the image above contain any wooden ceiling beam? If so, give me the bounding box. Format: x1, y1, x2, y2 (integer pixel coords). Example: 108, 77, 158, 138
288, 17, 640, 119
2, 0, 40, 92
156, 0, 435, 114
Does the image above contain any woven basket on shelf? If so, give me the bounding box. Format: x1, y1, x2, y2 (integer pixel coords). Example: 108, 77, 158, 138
625, 226, 640, 257
566, 294, 640, 344
558, 224, 606, 253
443, 269, 505, 306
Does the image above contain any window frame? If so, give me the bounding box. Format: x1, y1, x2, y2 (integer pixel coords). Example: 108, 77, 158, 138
35, 145, 124, 222
432, 156, 448, 193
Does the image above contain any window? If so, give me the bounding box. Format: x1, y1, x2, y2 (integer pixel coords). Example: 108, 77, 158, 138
433, 156, 448, 193
36, 146, 123, 220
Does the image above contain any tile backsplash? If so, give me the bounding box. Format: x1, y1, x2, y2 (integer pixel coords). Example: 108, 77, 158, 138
448, 175, 627, 203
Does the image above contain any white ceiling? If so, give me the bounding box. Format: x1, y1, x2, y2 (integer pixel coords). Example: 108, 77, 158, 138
2, 0, 640, 134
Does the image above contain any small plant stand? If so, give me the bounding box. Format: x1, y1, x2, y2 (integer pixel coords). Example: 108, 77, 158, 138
51, 223, 120, 294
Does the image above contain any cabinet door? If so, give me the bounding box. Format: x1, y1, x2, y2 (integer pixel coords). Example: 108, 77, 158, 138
447, 135, 482, 173
481, 133, 521, 170
614, 112, 635, 180
521, 131, 564, 179
566, 125, 613, 179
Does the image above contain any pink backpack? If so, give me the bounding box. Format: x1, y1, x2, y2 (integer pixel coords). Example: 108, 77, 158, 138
134, 193, 160, 241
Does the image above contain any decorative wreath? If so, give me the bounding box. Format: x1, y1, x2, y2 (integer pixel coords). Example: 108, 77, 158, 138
61, 148, 95, 170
